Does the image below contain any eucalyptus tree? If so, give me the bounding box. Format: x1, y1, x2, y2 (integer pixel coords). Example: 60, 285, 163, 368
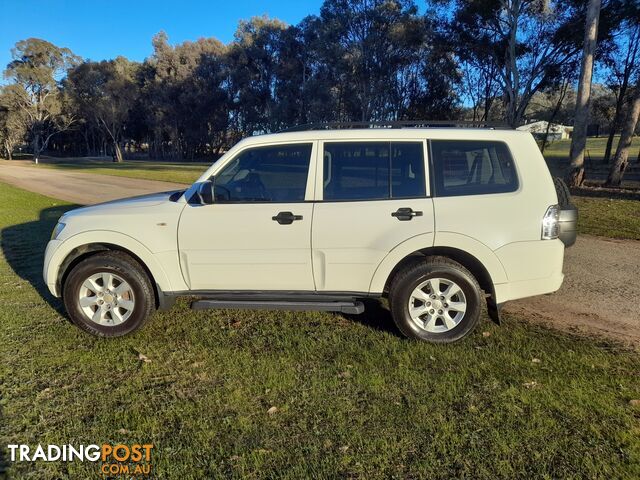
605, 79, 640, 186
0, 90, 27, 159
226, 16, 291, 134
3, 38, 79, 162
434, 0, 601, 128
568, 0, 602, 187
142, 32, 229, 159
66, 57, 140, 162
600, 6, 640, 164
307, 0, 455, 122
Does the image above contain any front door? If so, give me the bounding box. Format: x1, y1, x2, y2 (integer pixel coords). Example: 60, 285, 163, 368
178, 142, 316, 291
312, 140, 434, 293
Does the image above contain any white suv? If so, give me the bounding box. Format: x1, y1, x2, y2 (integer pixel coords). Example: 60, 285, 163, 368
43, 125, 577, 342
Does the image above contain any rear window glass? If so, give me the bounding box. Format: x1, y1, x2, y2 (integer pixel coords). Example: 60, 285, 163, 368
430, 140, 518, 197
323, 142, 426, 201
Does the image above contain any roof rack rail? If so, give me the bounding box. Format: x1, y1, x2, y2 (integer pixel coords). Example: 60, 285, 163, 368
278, 120, 513, 133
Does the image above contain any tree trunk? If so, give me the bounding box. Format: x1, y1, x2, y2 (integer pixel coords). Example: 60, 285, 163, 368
541, 81, 569, 154
603, 122, 618, 165
603, 89, 628, 164
33, 132, 41, 164
113, 141, 123, 163
5, 140, 12, 160
605, 86, 640, 186
567, 0, 601, 186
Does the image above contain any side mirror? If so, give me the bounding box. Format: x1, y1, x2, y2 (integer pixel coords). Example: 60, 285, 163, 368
195, 180, 215, 205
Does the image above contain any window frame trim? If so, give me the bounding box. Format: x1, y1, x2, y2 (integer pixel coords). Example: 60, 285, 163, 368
316, 139, 431, 203
205, 140, 318, 204
427, 139, 521, 198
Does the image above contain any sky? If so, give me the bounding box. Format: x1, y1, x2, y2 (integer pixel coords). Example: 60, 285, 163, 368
0, 0, 324, 75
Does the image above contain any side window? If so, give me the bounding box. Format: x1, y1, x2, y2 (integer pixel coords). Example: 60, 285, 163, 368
430, 140, 518, 197
323, 142, 425, 201
214, 143, 312, 202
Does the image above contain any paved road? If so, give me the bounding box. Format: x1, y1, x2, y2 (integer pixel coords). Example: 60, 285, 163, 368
0, 160, 186, 204
2, 159, 639, 346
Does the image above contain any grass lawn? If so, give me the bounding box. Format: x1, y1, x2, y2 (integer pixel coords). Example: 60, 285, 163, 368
37, 158, 207, 184
574, 196, 640, 240
543, 135, 640, 171
1, 181, 639, 478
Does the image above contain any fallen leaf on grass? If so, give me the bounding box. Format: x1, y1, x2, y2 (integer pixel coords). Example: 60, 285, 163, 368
629, 399, 640, 407
138, 353, 151, 363
532, 358, 541, 364
482, 331, 491, 338
118, 428, 130, 435
267, 406, 278, 415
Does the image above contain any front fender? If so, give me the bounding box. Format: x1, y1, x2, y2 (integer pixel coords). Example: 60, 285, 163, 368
44, 230, 173, 297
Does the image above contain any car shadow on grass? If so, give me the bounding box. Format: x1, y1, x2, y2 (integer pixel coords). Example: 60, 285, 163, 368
1, 204, 78, 314
341, 298, 403, 337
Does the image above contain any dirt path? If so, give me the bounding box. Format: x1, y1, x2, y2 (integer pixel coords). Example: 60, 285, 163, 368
0, 160, 186, 204
505, 235, 640, 347
1, 159, 638, 346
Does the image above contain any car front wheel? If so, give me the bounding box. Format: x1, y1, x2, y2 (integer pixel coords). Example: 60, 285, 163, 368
63, 251, 155, 337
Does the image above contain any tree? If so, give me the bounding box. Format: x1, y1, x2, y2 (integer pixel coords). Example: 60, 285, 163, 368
0, 91, 27, 159
227, 16, 290, 134
3, 38, 79, 163
600, 9, 640, 163
66, 57, 140, 162
436, 0, 602, 128
567, 0, 602, 186
141, 32, 229, 160
605, 81, 640, 186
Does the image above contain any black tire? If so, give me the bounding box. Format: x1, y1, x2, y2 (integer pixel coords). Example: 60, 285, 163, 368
388, 256, 482, 343
63, 251, 155, 337
553, 177, 572, 208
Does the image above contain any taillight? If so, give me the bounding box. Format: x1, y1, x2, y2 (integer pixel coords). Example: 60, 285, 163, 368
541, 205, 560, 240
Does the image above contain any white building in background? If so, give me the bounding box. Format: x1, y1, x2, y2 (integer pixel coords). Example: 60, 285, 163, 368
516, 121, 573, 141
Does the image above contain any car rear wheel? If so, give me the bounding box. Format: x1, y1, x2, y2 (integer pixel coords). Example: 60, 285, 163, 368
389, 257, 482, 342
63, 251, 155, 337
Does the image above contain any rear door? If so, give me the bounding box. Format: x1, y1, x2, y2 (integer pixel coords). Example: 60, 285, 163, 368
311, 140, 435, 293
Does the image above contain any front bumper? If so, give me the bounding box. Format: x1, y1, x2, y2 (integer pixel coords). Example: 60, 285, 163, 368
43, 239, 63, 296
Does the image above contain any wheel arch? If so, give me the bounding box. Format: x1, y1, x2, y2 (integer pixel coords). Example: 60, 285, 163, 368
50, 232, 173, 308
369, 233, 507, 296
382, 246, 495, 297
58, 243, 160, 303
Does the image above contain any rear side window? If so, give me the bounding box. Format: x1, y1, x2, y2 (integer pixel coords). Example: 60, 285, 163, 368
430, 140, 518, 197
323, 142, 425, 201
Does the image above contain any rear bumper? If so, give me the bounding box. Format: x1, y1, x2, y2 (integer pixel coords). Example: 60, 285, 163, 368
493, 239, 565, 303
559, 205, 578, 247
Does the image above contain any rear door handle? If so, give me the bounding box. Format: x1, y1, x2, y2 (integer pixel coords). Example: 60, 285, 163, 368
272, 211, 303, 225
391, 207, 423, 221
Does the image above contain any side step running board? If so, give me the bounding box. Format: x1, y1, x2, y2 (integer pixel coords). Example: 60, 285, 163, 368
191, 299, 365, 314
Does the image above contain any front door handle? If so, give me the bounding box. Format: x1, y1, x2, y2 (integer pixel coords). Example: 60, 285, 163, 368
391, 207, 423, 221
272, 211, 303, 225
